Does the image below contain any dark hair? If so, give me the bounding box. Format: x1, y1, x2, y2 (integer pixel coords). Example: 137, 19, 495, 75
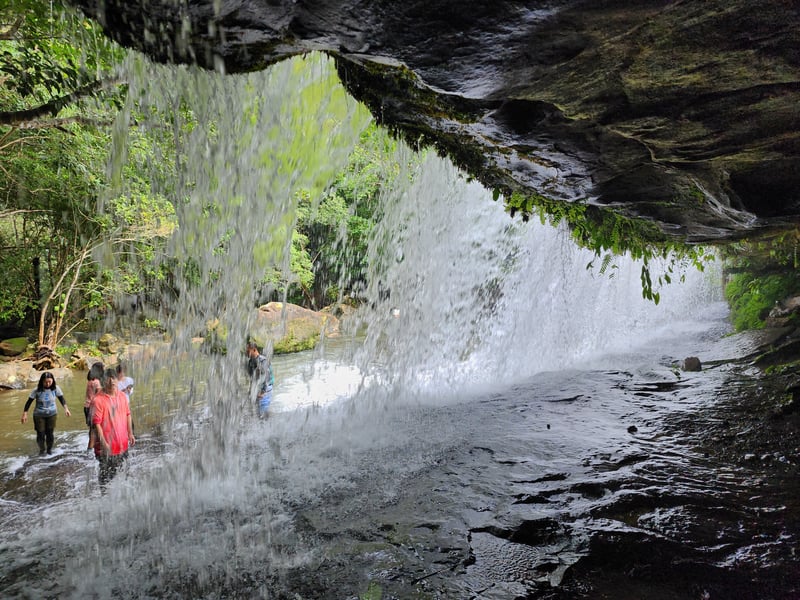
246, 341, 259, 352
37, 371, 56, 391
88, 362, 104, 381
101, 368, 117, 388
116, 363, 125, 375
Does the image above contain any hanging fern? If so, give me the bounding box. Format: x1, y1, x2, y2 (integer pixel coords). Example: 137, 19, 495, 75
497, 190, 713, 303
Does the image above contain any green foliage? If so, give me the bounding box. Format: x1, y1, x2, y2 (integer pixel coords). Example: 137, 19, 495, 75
143, 318, 162, 330
0, 1, 178, 344
721, 229, 800, 331
725, 272, 800, 331
0, 4, 101, 312
54, 341, 78, 358
360, 582, 383, 600
273, 332, 319, 354
0, 9, 411, 342
294, 123, 407, 307
505, 191, 715, 304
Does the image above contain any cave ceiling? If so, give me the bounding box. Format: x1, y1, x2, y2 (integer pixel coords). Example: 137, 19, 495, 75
71, 0, 800, 243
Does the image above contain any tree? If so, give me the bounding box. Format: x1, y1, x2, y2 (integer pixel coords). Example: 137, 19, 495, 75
295, 123, 409, 307
0, 0, 134, 347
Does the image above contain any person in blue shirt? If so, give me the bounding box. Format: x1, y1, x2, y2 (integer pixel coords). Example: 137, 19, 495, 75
246, 341, 274, 417
21, 371, 71, 455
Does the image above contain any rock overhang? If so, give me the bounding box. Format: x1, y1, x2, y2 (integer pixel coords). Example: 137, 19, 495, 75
70, 0, 800, 243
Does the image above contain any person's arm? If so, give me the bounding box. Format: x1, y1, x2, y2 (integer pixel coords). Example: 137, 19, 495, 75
57, 387, 71, 417
127, 412, 135, 447
91, 400, 105, 453
21, 394, 34, 424
94, 423, 110, 456
258, 357, 271, 384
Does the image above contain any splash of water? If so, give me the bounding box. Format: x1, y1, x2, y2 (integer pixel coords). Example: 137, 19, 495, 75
101, 51, 372, 458
0, 52, 727, 599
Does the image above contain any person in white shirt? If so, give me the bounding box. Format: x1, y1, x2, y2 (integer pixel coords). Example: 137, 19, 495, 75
116, 363, 135, 433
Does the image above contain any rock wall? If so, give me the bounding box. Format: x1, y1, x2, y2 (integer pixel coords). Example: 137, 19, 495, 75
70, 0, 800, 242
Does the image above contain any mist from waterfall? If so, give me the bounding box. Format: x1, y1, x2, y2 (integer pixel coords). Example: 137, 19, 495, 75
0, 53, 728, 599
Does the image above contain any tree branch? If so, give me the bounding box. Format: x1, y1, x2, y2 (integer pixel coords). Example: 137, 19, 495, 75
0, 16, 25, 40
0, 208, 51, 219
13, 115, 116, 130
0, 77, 124, 127
0, 132, 46, 152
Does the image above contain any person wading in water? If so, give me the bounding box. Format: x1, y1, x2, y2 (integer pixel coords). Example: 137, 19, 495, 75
21, 372, 71, 455
92, 368, 135, 489
246, 341, 274, 418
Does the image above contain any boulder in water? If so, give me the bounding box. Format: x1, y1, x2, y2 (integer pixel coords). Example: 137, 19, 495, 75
252, 302, 340, 353
681, 357, 702, 372
97, 333, 122, 354
204, 302, 340, 354
0, 337, 29, 357
0, 362, 28, 390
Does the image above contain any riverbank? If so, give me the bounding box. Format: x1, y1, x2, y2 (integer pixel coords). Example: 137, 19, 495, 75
0, 301, 350, 391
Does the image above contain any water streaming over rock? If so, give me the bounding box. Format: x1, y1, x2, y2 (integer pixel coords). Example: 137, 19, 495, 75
4, 53, 795, 600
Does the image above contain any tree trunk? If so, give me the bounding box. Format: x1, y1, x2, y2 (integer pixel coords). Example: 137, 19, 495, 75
33, 255, 41, 309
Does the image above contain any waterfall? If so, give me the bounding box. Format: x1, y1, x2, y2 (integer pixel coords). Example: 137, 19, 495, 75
348, 148, 723, 401
0, 53, 728, 599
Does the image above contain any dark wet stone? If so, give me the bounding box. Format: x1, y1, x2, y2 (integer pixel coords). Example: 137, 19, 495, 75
70, 0, 800, 242
513, 493, 552, 505
544, 528, 800, 600
682, 356, 702, 371
473, 517, 564, 547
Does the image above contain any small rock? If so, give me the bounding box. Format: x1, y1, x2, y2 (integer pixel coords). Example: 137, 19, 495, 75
627, 425, 638, 434
681, 356, 702, 371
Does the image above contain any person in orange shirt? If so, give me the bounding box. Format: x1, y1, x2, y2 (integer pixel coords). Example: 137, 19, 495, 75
92, 368, 135, 488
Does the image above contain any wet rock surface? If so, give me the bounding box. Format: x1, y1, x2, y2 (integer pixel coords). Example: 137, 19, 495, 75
71, 0, 800, 240
265, 344, 800, 598
1, 330, 798, 599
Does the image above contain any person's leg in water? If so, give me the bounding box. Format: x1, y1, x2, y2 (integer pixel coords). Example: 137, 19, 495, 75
97, 455, 113, 489
44, 414, 56, 454
97, 452, 128, 490
257, 391, 272, 418
84, 407, 95, 451
97, 456, 119, 492
33, 415, 46, 454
